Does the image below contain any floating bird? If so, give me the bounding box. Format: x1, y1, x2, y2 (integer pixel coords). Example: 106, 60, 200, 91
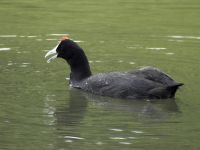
45, 37, 183, 99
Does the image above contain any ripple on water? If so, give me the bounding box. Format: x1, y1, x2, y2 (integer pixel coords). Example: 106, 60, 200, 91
109, 128, 124, 132
96, 141, 104, 145
27, 35, 37, 38
19, 65, 27, 67
22, 63, 31, 65
64, 136, 84, 140
0, 48, 11, 51
19, 35, 37, 38
146, 47, 167, 50
99, 41, 105, 43
119, 142, 132, 145
19, 63, 31, 68
110, 137, 126, 140
4, 120, 10, 123
74, 40, 84, 43
151, 137, 160, 140
89, 60, 93, 63
7, 63, 13, 66
48, 33, 69, 36
131, 130, 144, 134
129, 62, 135, 65
16, 50, 29, 54
95, 60, 102, 63
127, 45, 143, 49
36, 39, 43, 41
127, 46, 136, 49
128, 137, 137, 139
46, 39, 58, 41
168, 35, 200, 40
7, 61, 16, 66
0, 35, 17, 38
165, 52, 174, 55
65, 139, 73, 143
168, 39, 184, 42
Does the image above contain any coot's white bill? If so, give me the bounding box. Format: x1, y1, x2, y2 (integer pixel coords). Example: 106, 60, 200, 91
45, 43, 59, 63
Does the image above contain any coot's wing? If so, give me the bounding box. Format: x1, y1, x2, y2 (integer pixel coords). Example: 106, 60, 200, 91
129, 67, 177, 86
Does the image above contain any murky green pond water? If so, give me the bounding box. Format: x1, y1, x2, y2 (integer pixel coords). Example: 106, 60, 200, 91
0, 0, 200, 149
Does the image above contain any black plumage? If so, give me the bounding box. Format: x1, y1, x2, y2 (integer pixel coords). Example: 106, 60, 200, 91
45, 38, 183, 99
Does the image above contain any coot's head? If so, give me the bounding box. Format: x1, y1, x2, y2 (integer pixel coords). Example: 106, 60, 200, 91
45, 36, 92, 81
45, 36, 79, 63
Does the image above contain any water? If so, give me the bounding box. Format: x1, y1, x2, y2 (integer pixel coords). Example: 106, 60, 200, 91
0, 0, 200, 149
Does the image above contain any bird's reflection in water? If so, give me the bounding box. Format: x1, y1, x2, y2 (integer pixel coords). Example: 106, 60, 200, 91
54, 88, 180, 129
81, 91, 179, 121
50, 88, 180, 148
55, 88, 88, 127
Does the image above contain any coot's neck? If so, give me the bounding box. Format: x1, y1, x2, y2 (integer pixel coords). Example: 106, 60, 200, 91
62, 41, 92, 82
68, 53, 92, 82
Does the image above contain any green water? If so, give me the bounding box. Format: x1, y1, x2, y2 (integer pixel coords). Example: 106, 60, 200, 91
0, 0, 200, 149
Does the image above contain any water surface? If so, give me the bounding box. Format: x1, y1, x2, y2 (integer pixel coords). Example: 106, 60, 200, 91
0, 0, 200, 150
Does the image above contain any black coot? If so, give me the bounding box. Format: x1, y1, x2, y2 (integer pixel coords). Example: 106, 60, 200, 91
45, 37, 183, 99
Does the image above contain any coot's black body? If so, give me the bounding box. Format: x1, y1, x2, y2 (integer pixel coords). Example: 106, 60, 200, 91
45, 38, 183, 99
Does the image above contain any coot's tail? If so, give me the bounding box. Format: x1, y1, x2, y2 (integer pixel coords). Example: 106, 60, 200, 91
167, 83, 184, 98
